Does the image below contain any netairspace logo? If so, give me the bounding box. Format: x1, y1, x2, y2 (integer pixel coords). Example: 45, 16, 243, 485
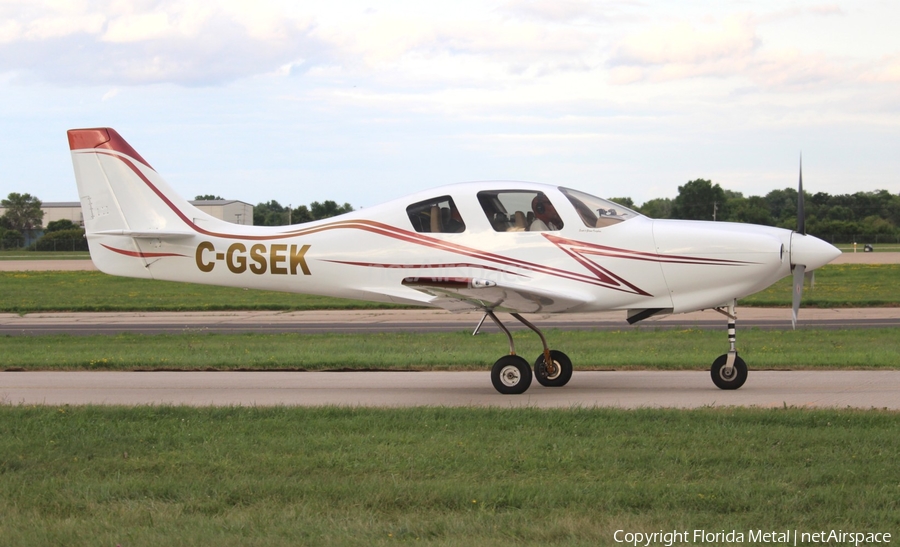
613, 529, 892, 546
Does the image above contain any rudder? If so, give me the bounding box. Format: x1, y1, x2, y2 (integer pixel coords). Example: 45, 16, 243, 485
68, 128, 214, 278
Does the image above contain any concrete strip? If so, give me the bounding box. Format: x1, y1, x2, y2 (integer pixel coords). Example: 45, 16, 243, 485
0, 259, 97, 271
833, 252, 900, 264
2, 307, 898, 329
1, 370, 898, 409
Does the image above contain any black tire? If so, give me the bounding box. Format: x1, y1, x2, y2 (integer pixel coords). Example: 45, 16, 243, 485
534, 350, 573, 387
710, 353, 748, 390
491, 355, 533, 395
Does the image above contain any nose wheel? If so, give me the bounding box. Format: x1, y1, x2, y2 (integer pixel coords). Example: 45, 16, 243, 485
710, 353, 747, 390
711, 300, 748, 390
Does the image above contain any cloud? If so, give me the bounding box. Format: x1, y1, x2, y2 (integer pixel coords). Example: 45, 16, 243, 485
604, 7, 885, 95
101, 87, 119, 101
0, 1, 326, 86
610, 15, 758, 71
500, 0, 598, 22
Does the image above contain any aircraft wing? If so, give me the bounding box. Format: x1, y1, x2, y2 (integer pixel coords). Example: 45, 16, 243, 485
401, 277, 590, 314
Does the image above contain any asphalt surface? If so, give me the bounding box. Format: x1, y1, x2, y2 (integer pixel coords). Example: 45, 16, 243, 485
1, 254, 897, 409
2, 307, 900, 336
3, 370, 898, 409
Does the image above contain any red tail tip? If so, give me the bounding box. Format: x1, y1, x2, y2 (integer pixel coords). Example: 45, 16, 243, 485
67, 127, 153, 169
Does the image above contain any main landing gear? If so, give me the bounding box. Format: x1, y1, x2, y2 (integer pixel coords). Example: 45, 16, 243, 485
710, 300, 748, 390
475, 311, 573, 395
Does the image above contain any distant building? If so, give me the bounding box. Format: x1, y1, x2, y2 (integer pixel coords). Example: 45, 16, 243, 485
1, 200, 255, 227
189, 200, 255, 226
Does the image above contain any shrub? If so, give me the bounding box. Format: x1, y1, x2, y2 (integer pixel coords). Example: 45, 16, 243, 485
32, 228, 88, 251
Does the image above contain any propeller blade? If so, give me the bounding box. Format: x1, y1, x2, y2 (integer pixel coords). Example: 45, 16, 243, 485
797, 155, 805, 235
805, 270, 815, 290
791, 264, 806, 329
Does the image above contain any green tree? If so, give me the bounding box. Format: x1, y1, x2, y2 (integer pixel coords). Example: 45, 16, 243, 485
45, 219, 78, 233
292, 205, 313, 224
1, 192, 44, 243
309, 200, 353, 220
637, 198, 673, 219
608, 197, 635, 209
254, 200, 290, 226
33, 228, 88, 251
671, 179, 726, 221
194, 194, 224, 201
725, 196, 774, 225
0, 228, 24, 249
764, 188, 798, 225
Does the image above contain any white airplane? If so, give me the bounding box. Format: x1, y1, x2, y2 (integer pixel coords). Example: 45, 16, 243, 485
68, 128, 840, 394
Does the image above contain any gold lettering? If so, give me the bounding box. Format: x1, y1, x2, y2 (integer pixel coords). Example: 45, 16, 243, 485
249, 244, 267, 274
226, 243, 247, 274
270, 244, 287, 274
196, 241, 215, 272
290, 244, 311, 275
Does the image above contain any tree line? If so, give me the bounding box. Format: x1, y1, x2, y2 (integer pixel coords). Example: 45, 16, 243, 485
613, 179, 900, 243
0, 193, 357, 250
4, 182, 900, 250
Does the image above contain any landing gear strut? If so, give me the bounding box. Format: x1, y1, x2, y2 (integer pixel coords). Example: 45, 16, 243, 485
478, 311, 573, 395
710, 300, 748, 390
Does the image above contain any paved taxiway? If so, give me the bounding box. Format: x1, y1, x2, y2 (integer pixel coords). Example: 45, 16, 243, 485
2, 253, 896, 408
2, 307, 900, 336
3, 370, 898, 409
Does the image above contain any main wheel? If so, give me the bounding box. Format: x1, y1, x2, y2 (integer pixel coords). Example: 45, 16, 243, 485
491, 355, 533, 394
534, 350, 573, 387
710, 353, 748, 390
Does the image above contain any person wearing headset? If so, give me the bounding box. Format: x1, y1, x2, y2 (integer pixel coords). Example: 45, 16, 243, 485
529, 193, 563, 231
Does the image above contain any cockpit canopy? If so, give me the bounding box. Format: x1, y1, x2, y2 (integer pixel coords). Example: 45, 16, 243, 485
559, 187, 639, 228
405, 185, 639, 234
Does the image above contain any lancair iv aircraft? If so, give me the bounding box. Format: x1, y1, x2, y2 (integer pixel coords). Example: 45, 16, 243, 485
68, 128, 840, 394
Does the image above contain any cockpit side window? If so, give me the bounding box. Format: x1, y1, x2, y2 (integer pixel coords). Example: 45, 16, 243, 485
477, 190, 564, 232
559, 187, 639, 228
406, 196, 466, 233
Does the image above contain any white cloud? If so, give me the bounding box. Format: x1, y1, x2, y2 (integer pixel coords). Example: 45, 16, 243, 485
610, 15, 759, 72
0, 1, 324, 86
0, 19, 22, 44
101, 87, 119, 101
102, 12, 171, 43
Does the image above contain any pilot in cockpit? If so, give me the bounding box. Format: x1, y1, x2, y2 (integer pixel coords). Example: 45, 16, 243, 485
529, 194, 563, 231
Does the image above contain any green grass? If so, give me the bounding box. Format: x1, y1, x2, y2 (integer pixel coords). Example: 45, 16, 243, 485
1, 264, 899, 312
740, 264, 900, 307
3, 328, 899, 371
0, 406, 897, 546
0, 271, 401, 312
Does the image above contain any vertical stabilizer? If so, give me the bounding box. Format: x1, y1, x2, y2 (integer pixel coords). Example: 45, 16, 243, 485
67, 128, 215, 278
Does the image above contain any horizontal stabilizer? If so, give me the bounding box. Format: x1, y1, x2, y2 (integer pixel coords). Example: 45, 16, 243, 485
93, 230, 195, 240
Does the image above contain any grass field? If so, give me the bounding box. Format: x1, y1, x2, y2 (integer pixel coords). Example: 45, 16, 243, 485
1, 264, 899, 312
3, 327, 899, 371
2, 255, 897, 546
1, 406, 897, 547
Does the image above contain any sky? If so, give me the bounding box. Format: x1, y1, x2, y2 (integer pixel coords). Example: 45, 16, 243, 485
1, 0, 898, 209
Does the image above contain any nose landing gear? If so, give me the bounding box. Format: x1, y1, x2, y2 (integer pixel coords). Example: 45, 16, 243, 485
710, 300, 748, 390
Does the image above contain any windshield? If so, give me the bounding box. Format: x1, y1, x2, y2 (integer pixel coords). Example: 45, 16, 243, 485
559, 187, 640, 228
